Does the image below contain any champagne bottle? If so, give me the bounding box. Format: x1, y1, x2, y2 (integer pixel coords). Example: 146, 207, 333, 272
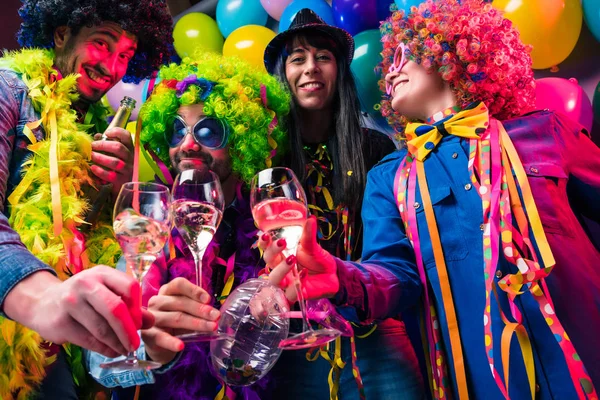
83, 96, 137, 228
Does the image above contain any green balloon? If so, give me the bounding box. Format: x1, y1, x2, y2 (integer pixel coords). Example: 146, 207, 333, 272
350, 29, 384, 117
173, 13, 224, 58
594, 80, 600, 124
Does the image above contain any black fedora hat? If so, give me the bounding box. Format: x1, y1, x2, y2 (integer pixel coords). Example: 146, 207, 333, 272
264, 8, 355, 74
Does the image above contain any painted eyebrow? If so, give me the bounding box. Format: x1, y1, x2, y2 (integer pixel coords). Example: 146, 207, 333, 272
92, 29, 137, 51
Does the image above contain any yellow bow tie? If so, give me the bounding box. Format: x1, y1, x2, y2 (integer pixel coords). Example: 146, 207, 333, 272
405, 103, 490, 161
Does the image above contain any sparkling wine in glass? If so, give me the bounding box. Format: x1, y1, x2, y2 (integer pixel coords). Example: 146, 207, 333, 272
171, 169, 229, 342
100, 182, 171, 371
251, 167, 341, 350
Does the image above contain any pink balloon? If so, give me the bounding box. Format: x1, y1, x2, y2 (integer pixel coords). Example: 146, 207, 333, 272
260, 0, 293, 21
535, 77, 593, 132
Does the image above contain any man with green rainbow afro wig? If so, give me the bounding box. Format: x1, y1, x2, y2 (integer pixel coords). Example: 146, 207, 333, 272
85, 51, 292, 399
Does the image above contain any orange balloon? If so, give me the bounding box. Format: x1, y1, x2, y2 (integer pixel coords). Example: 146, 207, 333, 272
222, 25, 276, 72
493, 0, 582, 69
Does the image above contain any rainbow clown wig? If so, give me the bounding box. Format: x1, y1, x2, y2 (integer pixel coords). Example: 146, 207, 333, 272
378, 0, 536, 138
139, 51, 291, 184
17, 0, 173, 82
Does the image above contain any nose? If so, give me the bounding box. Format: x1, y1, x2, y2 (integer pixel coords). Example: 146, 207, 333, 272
303, 55, 320, 75
385, 68, 399, 85
179, 131, 200, 152
98, 52, 122, 78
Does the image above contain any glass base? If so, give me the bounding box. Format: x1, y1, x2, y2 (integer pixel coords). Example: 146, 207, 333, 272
100, 357, 161, 371
279, 328, 340, 350
177, 331, 232, 343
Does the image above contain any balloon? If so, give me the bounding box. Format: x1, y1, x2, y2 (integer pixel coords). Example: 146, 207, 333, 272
173, 13, 224, 58
260, 0, 293, 21
216, 0, 268, 38
535, 77, 594, 133
393, 0, 422, 12
279, 0, 334, 32
493, 0, 582, 69
106, 80, 149, 120
377, 0, 395, 21
223, 25, 276, 72
583, 0, 600, 43
210, 279, 289, 386
350, 29, 384, 116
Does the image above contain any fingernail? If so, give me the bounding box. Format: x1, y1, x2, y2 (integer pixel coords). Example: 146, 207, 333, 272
277, 238, 286, 247
299, 269, 308, 279
210, 309, 220, 319
261, 233, 269, 241
286, 255, 296, 265
207, 321, 217, 331
200, 293, 210, 303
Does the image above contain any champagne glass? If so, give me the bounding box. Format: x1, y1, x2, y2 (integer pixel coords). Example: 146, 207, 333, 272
171, 169, 229, 342
251, 167, 341, 349
100, 182, 171, 371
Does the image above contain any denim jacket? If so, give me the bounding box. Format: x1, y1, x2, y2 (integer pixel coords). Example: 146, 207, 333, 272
0, 68, 55, 316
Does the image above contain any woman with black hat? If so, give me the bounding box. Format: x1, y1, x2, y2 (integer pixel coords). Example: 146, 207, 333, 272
263, 8, 425, 400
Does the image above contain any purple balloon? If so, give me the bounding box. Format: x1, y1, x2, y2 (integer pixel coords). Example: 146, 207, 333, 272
332, 0, 378, 37
535, 77, 594, 133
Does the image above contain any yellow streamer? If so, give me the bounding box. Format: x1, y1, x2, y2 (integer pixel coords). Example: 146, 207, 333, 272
48, 109, 63, 237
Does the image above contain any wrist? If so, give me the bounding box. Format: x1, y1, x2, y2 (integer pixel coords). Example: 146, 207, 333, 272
3, 271, 60, 325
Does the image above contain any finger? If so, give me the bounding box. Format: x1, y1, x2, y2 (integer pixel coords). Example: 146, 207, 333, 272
263, 237, 287, 265
86, 284, 141, 352
257, 232, 271, 250
149, 294, 220, 321
141, 309, 155, 330
65, 316, 121, 358
142, 327, 185, 354
268, 255, 296, 287
67, 298, 128, 354
93, 133, 103, 141
151, 309, 219, 333
98, 266, 143, 329
90, 150, 129, 172
158, 277, 211, 303
90, 164, 119, 183
104, 127, 134, 149
300, 216, 320, 253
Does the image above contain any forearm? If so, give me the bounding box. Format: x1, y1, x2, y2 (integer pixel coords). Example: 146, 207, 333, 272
333, 257, 421, 323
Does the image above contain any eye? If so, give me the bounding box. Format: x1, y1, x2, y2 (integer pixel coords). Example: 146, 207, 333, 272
316, 54, 331, 61
95, 40, 108, 50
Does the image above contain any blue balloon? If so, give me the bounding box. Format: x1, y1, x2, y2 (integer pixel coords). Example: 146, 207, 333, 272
393, 0, 422, 12
333, 0, 388, 37
583, 0, 600, 43
279, 0, 335, 32
216, 0, 269, 38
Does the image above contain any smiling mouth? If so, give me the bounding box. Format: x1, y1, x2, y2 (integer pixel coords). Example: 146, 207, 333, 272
299, 82, 324, 90
393, 80, 409, 94
83, 68, 111, 86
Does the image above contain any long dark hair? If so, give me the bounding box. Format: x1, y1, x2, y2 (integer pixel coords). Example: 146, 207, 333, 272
273, 32, 366, 211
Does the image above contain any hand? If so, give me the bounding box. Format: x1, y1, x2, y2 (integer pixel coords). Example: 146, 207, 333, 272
91, 127, 134, 197
142, 278, 221, 365
3, 267, 149, 358
259, 216, 339, 302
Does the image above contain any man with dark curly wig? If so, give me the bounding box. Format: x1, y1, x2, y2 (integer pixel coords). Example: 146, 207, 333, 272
265, 0, 600, 399
0, 0, 173, 398
85, 50, 291, 400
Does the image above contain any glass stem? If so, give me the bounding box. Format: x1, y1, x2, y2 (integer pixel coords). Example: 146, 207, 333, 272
125, 351, 138, 363
285, 247, 312, 333
192, 250, 205, 289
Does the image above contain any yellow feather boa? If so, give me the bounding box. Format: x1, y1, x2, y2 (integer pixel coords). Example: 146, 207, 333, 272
0, 48, 121, 399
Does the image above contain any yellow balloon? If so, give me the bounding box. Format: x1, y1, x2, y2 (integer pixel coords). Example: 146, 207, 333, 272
173, 13, 224, 58
222, 25, 276, 72
494, 0, 582, 69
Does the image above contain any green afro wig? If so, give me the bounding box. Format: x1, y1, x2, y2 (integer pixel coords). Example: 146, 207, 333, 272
139, 51, 291, 184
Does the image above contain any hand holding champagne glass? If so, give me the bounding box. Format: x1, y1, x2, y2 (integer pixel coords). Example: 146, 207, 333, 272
100, 182, 171, 371
171, 169, 229, 342
251, 167, 341, 349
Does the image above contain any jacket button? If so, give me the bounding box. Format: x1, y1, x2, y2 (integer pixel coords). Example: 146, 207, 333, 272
535, 384, 540, 392
480, 223, 485, 231
495, 270, 503, 279
452, 152, 458, 159
414, 202, 421, 209
529, 166, 539, 174
464, 183, 472, 191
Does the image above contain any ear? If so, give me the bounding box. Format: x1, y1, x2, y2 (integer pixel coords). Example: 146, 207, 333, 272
53, 26, 71, 51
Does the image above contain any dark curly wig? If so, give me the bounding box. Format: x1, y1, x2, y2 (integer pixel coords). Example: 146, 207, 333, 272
17, 0, 174, 82
378, 0, 536, 138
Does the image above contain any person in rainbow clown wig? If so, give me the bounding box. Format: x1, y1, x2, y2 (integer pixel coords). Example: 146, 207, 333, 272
262, 0, 600, 399
86, 50, 291, 400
